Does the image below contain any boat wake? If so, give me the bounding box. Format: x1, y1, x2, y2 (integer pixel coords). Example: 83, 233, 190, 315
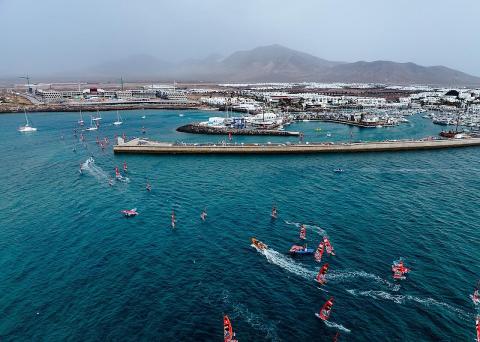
324, 320, 351, 333
469, 294, 479, 306
284, 221, 326, 236
255, 247, 396, 291
329, 271, 399, 291
81, 158, 109, 182
256, 247, 316, 280
346, 289, 470, 320
222, 290, 281, 342
115, 176, 130, 183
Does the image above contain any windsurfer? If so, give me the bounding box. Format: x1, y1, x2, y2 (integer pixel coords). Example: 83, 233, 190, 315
300, 225, 306, 240
201, 209, 207, 221
271, 206, 277, 219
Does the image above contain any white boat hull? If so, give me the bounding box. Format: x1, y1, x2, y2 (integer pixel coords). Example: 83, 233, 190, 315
18, 126, 37, 132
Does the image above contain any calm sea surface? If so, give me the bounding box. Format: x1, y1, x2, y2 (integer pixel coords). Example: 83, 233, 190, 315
0, 110, 479, 341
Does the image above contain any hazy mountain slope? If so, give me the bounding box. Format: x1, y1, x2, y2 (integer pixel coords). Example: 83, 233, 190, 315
77, 45, 480, 85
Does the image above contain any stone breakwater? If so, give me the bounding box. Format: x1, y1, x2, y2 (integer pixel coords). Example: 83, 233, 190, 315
176, 123, 300, 136
114, 137, 480, 155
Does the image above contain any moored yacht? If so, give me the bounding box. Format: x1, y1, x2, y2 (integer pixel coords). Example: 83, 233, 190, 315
85, 116, 98, 131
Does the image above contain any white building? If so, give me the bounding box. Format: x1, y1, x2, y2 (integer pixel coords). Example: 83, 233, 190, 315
36, 89, 62, 102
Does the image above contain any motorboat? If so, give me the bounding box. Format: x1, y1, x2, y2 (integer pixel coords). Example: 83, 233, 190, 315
289, 245, 314, 255
251, 238, 268, 251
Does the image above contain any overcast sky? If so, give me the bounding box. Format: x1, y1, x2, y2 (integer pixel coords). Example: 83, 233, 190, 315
1, 0, 479, 77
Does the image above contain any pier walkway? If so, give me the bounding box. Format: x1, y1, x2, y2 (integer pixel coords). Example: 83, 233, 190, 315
113, 137, 480, 155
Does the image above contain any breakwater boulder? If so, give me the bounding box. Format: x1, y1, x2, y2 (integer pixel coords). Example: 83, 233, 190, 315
176, 124, 300, 136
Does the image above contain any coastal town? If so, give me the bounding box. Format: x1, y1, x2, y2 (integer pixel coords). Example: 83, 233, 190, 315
3, 0, 480, 341
2, 81, 480, 135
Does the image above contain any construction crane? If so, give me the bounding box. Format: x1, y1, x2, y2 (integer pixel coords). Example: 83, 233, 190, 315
19, 75, 32, 93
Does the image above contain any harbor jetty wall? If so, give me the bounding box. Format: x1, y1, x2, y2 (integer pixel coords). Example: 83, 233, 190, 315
113, 138, 480, 155
176, 124, 300, 136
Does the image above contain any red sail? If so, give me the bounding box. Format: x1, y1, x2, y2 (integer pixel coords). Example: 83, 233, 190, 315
314, 242, 324, 262
224, 315, 234, 342
316, 263, 329, 284
300, 226, 306, 240
318, 297, 334, 321
323, 237, 335, 255
476, 315, 480, 342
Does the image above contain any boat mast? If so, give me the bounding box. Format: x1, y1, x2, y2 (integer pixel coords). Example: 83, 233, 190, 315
24, 109, 29, 125
455, 104, 466, 133
454, 110, 460, 133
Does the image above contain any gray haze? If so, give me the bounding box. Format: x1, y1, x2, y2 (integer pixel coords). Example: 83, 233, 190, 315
1, 0, 479, 78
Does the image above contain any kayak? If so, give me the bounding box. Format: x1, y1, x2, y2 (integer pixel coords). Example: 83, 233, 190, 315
251, 238, 268, 251
289, 245, 314, 255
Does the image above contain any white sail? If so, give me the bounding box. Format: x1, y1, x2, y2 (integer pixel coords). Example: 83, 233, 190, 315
86, 115, 98, 131
113, 110, 123, 125
18, 110, 37, 132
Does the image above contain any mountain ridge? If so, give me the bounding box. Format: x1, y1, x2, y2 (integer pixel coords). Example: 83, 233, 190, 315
73, 45, 480, 86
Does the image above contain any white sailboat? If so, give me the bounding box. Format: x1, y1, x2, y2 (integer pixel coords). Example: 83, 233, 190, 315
78, 110, 84, 126
18, 110, 37, 132
113, 110, 123, 126
86, 116, 98, 131
141, 107, 146, 119
92, 110, 102, 122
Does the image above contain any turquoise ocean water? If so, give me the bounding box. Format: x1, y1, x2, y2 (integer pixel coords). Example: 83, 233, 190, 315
0, 110, 479, 341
